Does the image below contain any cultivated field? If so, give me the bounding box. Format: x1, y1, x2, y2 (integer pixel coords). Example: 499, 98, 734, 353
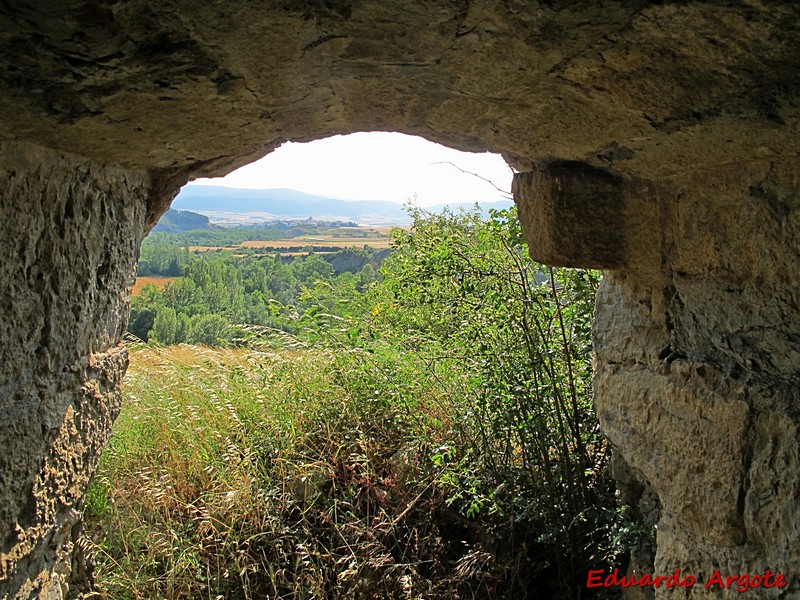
132, 276, 178, 296
190, 225, 400, 253
240, 235, 392, 250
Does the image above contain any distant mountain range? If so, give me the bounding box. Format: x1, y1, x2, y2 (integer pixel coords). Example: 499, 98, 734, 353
171, 184, 513, 226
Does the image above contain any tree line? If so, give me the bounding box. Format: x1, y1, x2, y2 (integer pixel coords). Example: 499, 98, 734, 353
130, 248, 380, 345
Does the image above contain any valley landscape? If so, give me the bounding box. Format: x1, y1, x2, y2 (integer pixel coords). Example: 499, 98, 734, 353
4, 4, 800, 599
90, 203, 615, 599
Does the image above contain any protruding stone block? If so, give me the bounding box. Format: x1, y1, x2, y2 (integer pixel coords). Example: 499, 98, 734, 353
513, 162, 626, 269
513, 162, 663, 274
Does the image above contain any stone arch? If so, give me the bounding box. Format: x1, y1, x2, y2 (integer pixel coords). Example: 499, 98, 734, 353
1, 2, 800, 597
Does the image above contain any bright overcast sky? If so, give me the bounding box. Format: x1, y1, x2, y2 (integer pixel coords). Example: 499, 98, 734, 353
191, 132, 513, 207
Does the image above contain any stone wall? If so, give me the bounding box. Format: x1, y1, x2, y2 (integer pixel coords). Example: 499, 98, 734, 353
0, 139, 151, 598
0, 1, 799, 597
516, 159, 800, 596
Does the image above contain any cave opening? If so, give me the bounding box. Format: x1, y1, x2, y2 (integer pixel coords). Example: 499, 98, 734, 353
89, 132, 617, 598
187, 132, 514, 209
2, 3, 799, 597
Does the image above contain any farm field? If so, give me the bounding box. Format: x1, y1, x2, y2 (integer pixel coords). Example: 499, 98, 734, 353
189, 227, 397, 253
132, 276, 178, 297
135, 225, 400, 295
240, 236, 392, 250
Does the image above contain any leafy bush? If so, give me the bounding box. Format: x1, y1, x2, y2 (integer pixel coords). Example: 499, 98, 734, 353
366, 207, 616, 594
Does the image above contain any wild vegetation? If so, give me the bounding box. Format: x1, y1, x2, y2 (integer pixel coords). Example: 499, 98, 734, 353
86, 207, 631, 598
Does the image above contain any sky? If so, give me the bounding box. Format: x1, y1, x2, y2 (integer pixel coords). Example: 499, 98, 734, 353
191, 132, 513, 207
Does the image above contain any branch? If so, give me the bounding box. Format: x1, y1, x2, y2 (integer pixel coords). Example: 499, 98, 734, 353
430, 161, 513, 199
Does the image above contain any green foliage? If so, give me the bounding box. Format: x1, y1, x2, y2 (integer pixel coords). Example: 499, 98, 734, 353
357, 262, 378, 290
189, 313, 232, 346
150, 306, 184, 345
95, 207, 625, 599
365, 206, 614, 593
137, 233, 191, 276
128, 284, 160, 341
129, 250, 380, 344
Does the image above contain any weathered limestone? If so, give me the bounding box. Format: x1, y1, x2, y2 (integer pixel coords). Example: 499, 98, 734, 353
0, 139, 152, 597
0, 1, 798, 598
1, 1, 799, 180
512, 163, 662, 271
516, 160, 800, 596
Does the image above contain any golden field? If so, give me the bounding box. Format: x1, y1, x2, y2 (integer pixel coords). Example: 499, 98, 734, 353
132, 276, 179, 296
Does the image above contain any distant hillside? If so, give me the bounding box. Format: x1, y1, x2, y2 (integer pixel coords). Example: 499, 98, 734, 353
152, 209, 212, 232
172, 185, 513, 226
172, 185, 407, 225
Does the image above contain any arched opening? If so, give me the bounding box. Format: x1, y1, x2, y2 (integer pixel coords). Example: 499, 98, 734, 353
1, 2, 799, 598
190, 132, 513, 208
92, 132, 613, 598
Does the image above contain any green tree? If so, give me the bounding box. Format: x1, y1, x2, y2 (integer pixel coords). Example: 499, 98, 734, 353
293, 253, 335, 284
151, 307, 181, 345
128, 284, 161, 341
188, 313, 232, 346
357, 263, 378, 290
137, 233, 190, 276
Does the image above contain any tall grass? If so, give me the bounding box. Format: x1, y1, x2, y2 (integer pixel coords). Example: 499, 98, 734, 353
86, 343, 508, 599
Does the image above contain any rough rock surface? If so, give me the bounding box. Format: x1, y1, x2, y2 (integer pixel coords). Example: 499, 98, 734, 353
0, 1, 799, 598
517, 159, 800, 597
0, 139, 151, 598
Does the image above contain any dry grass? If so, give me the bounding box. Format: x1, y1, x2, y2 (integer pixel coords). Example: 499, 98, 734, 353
187, 245, 233, 252
84, 336, 616, 599
84, 343, 496, 599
